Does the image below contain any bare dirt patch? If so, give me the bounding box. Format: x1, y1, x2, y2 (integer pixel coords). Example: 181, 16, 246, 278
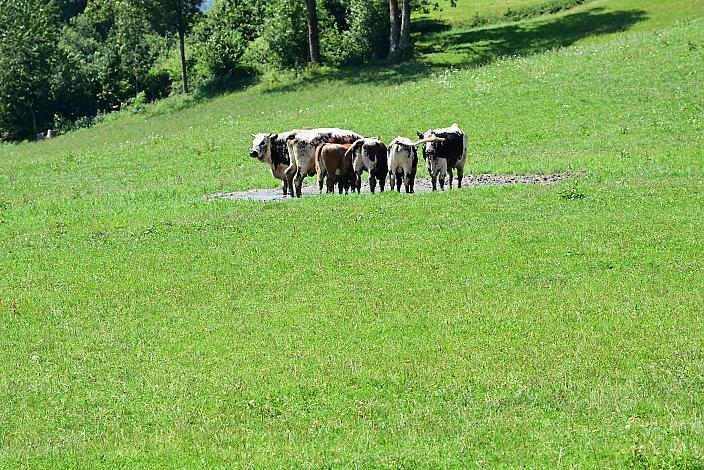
205, 172, 573, 202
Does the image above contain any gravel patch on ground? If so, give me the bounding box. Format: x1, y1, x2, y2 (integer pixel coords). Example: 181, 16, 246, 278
205, 172, 573, 202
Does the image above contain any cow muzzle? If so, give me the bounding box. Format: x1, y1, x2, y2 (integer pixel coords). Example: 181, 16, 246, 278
249, 150, 258, 158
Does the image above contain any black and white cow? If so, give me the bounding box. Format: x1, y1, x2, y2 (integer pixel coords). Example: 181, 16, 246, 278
417, 123, 467, 191
286, 128, 363, 198
249, 130, 300, 196
388, 136, 444, 193
387, 137, 419, 194
345, 137, 388, 194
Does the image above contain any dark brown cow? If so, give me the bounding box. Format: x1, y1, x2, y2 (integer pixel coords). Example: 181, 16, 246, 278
315, 143, 354, 194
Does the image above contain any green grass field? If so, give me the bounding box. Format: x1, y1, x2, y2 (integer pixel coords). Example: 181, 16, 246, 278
1, 0, 703, 466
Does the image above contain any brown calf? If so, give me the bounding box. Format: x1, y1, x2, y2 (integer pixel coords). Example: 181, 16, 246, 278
315, 143, 354, 194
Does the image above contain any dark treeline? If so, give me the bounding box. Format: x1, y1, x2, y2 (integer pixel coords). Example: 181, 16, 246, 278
0, 0, 450, 142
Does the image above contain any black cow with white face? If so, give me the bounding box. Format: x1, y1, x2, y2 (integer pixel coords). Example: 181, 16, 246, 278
345, 138, 388, 194
417, 123, 467, 191
249, 130, 300, 196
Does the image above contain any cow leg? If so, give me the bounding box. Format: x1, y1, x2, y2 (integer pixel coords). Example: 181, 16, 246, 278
282, 179, 288, 196
294, 170, 304, 198
378, 173, 385, 192
389, 171, 396, 191
283, 173, 293, 198
284, 162, 297, 198
355, 171, 362, 194
457, 167, 464, 189
410, 167, 417, 193
327, 171, 336, 193
429, 159, 438, 191
439, 160, 447, 191
369, 175, 377, 194
396, 172, 403, 192
404, 172, 412, 193
448, 167, 454, 189
318, 173, 325, 193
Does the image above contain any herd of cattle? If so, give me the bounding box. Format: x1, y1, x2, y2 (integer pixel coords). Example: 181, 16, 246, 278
248, 124, 468, 197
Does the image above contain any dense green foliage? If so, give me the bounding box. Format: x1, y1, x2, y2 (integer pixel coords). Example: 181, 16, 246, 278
0, 0, 459, 141
326, 0, 391, 64
0, 0, 59, 140
191, 0, 262, 84
1, 0, 703, 465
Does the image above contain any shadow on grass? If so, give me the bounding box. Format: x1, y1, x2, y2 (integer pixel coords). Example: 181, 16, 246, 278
420, 7, 647, 63
266, 6, 646, 93
413, 18, 453, 34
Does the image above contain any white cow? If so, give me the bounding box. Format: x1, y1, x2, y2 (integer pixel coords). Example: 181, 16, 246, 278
388, 136, 444, 193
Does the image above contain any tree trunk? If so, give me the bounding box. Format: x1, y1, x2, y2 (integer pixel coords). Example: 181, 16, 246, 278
178, 27, 189, 94
399, 0, 411, 53
389, 0, 400, 57
30, 107, 37, 136
305, 0, 321, 64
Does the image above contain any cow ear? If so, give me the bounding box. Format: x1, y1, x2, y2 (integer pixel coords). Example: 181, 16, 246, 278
269, 133, 278, 140
417, 131, 424, 139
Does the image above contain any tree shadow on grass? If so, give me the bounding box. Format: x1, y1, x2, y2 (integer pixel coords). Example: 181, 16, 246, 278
419, 7, 648, 65
413, 17, 453, 34
266, 6, 647, 94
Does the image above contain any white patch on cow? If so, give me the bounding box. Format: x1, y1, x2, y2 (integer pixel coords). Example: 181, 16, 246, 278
388, 137, 415, 176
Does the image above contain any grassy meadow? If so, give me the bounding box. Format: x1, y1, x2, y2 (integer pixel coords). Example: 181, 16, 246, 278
1, 0, 703, 466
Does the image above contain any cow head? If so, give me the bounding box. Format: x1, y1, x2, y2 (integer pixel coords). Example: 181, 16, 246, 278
416, 130, 444, 160
249, 133, 278, 164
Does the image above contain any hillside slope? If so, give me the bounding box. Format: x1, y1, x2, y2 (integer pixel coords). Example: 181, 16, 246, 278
1, 1, 703, 466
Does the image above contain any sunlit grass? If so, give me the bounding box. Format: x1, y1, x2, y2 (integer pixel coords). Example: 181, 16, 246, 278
1, 1, 703, 466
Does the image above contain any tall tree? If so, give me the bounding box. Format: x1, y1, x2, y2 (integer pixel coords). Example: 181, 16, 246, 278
304, 0, 321, 64
113, 2, 161, 94
0, 0, 59, 140
399, 0, 411, 54
144, 0, 200, 93
388, 0, 400, 57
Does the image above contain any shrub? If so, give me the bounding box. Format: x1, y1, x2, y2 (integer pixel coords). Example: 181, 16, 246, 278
260, 0, 309, 69
142, 67, 171, 101
192, 0, 261, 84
319, 0, 389, 66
